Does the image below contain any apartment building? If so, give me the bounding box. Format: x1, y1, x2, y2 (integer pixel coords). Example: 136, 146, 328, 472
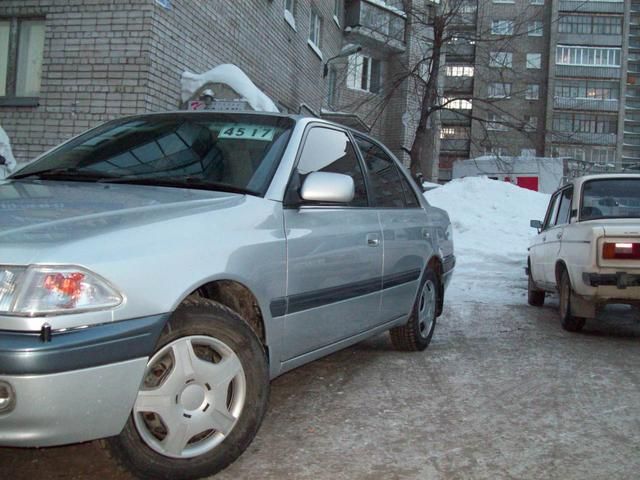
440, 0, 633, 181
0, 0, 432, 167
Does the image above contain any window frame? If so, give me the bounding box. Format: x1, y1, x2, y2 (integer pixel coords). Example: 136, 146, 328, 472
308, 8, 323, 58
526, 84, 540, 100
353, 133, 422, 209
346, 53, 381, 93
0, 16, 45, 106
526, 53, 542, 69
491, 20, 514, 36
285, 123, 371, 209
489, 51, 513, 68
527, 21, 543, 36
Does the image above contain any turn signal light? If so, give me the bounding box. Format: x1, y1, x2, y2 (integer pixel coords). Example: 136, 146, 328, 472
602, 242, 640, 260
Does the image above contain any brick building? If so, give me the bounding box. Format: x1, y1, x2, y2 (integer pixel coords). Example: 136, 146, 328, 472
0, 0, 436, 169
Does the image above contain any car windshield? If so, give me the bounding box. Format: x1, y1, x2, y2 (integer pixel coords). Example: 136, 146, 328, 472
581, 178, 640, 220
10, 113, 294, 196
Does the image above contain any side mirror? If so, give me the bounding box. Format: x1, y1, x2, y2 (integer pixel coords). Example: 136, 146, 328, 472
300, 172, 354, 204
530, 219, 542, 232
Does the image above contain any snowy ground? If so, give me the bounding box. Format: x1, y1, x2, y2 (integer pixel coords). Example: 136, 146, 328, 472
426, 177, 550, 306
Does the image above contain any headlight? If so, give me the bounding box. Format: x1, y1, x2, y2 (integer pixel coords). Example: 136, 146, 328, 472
0, 265, 122, 316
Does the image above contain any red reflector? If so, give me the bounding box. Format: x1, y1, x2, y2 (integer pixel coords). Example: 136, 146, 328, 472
602, 242, 640, 260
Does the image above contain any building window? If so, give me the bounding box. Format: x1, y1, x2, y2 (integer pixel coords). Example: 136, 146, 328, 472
526, 84, 540, 100
308, 9, 323, 57
526, 53, 542, 69
530, 0, 544, 4
524, 115, 537, 131
554, 79, 619, 100
556, 46, 621, 67
488, 82, 512, 98
552, 113, 617, 134
444, 98, 472, 110
491, 20, 514, 35
528, 21, 543, 36
521, 149, 537, 157
489, 51, 513, 68
0, 18, 46, 100
333, 0, 341, 26
493, 0, 514, 3
445, 65, 474, 77
440, 126, 470, 139
559, 15, 622, 35
284, 0, 297, 29
347, 53, 381, 93
487, 113, 508, 131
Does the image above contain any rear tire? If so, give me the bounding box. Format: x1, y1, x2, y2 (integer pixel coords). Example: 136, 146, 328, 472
559, 269, 586, 332
103, 297, 269, 480
390, 268, 439, 351
527, 269, 545, 307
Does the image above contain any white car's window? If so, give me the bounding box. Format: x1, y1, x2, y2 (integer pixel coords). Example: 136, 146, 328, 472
296, 127, 368, 207
581, 178, 640, 220
543, 192, 561, 230
556, 187, 573, 226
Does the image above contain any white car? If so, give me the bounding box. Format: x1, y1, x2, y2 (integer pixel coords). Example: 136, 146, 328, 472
527, 174, 640, 331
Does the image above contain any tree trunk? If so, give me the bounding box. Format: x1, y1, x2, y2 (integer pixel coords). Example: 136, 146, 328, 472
409, 16, 444, 183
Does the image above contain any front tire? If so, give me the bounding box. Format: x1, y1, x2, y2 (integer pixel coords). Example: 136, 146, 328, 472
559, 269, 586, 332
104, 297, 269, 480
527, 268, 545, 307
390, 268, 439, 351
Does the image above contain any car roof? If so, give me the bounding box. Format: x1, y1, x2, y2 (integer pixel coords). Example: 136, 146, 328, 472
570, 173, 640, 188
113, 110, 377, 144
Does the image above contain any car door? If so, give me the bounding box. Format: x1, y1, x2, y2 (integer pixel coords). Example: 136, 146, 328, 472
281, 125, 383, 360
543, 185, 573, 284
530, 191, 561, 287
354, 135, 428, 325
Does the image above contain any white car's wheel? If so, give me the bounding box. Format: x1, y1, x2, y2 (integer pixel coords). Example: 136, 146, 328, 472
104, 297, 269, 480
559, 270, 586, 332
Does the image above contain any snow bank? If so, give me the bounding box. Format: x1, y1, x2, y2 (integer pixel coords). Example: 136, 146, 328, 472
181, 64, 279, 113
0, 125, 17, 179
425, 177, 550, 305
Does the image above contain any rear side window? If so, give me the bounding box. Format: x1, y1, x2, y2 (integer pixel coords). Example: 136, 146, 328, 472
295, 127, 368, 206
355, 136, 411, 208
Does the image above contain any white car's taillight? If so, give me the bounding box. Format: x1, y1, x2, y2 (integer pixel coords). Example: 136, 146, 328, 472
0, 265, 122, 316
602, 242, 640, 260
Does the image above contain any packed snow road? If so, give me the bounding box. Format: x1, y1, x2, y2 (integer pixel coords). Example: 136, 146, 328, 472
1, 178, 639, 479
2, 301, 639, 480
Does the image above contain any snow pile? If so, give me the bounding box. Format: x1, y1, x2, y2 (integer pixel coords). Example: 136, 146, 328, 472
0, 125, 17, 179
425, 177, 550, 305
181, 64, 279, 113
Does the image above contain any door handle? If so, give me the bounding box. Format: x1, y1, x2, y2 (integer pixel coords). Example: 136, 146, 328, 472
556, 232, 562, 240
542, 236, 546, 241
421, 229, 431, 240
366, 234, 380, 247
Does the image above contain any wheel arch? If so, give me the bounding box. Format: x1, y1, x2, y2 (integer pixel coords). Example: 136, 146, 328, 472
427, 255, 444, 316
555, 260, 569, 287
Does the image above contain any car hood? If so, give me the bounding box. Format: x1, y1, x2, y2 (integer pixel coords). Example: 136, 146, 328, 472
0, 180, 243, 245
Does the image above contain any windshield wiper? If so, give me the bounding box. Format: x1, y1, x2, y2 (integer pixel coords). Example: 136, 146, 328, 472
10, 168, 121, 182
103, 176, 259, 195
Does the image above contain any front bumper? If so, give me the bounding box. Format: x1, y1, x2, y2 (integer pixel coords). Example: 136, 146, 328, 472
0, 313, 168, 447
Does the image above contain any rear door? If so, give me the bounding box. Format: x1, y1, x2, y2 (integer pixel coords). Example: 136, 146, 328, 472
281, 126, 383, 360
354, 135, 428, 325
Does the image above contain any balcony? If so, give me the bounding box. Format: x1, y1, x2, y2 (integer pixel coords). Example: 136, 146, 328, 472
440, 109, 472, 125
440, 139, 471, 152
444, 76, 474, 94
445, 42, 475, 61
345, 0, 406, 53
557, 33, 622, 47
449, 12, 476, 30
551, 132, 617, 146
559, 0, 624, 14
555, 65, 621, 79
553, 97, 619, 112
